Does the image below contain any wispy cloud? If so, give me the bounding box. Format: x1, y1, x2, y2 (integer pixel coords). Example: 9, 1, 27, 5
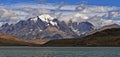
0, 3, 120, 27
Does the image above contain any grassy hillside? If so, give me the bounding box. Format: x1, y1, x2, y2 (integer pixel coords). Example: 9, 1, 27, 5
28, 39, 49, 45
43, 28, 120, 47
0, 34, 35, 46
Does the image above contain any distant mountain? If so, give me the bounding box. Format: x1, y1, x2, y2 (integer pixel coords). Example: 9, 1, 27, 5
68, 20, 94, 35
43, 27, 120, 47
0, 14, 94, 40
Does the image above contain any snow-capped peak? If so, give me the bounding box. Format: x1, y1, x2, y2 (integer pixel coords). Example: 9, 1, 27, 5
38, 14, 57, 26
29, 14, 57, 26
38, 14, 54, 22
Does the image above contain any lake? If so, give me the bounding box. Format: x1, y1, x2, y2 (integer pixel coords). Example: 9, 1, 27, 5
0, 47, 120, 57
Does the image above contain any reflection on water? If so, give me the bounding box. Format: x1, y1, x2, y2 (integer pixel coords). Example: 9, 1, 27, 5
0, 47, 120, 57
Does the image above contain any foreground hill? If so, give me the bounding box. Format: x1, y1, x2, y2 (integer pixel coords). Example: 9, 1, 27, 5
43, 28, 120, 47
0, 34, 36, 46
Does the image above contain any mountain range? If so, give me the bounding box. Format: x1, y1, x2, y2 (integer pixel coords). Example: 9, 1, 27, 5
0, 14, 120, 46
0, 23, 119, 46
0, 14, 94, 40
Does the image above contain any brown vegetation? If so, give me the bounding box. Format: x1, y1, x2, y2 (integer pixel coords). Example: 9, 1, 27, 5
43, 28, 120, 47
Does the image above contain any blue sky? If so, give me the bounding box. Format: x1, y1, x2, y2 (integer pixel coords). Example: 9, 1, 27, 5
0, 0, 120, 7
0, 0, 120, 26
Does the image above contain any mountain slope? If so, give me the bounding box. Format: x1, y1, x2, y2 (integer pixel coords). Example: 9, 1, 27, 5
0, 34, 34, 46
38, 26, 73, 39
43, 28, 120, 46
85, 24, 120, 36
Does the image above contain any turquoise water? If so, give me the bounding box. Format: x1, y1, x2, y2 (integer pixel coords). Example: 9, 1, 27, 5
0, 47, 120, 57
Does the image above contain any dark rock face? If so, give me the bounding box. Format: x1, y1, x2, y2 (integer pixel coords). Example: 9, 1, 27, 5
70, 22, 94, 33
1, 23, 9, 28
0, 16, 94, 40
67, 21, 94, 37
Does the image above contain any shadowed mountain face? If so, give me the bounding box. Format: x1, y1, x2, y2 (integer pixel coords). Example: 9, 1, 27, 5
43, 28, 120, 47
0, 15, 94, 40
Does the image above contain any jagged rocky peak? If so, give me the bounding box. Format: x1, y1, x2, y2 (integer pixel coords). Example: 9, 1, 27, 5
1, 23, 9, 27
29, 14, 58, 26
0, 13, 95, 40
38, 14, 54, 22
68, 20, 94, 32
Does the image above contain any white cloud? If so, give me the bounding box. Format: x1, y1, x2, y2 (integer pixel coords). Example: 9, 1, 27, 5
0, 3, 120, 27
102, 20, 114, 26
0, 6, 18, 22
108, 11, 120, 19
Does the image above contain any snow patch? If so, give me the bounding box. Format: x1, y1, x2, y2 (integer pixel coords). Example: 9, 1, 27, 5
50, 21, 57, 26
30, 17, 38, 22
38, 14, 57, 26
38, 14, 54, 22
